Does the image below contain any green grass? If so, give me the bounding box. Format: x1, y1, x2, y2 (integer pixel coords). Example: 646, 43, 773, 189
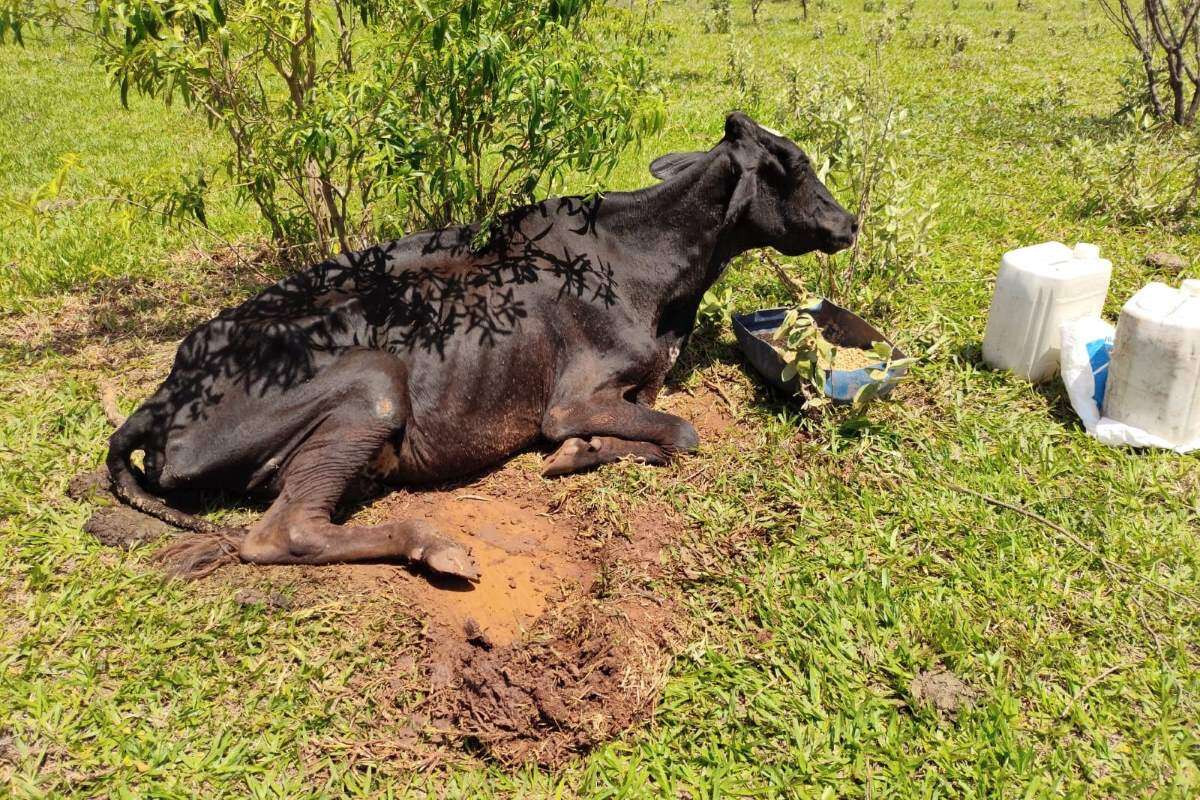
3, 0, 1200, 797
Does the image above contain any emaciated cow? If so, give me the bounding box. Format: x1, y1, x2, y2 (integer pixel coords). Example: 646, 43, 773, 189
106, 113, 857, 579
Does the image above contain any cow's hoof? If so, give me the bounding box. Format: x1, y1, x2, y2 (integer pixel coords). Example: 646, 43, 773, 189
423, 540, 480, 582
673, 421, 700, 453
542, 437, 597, 477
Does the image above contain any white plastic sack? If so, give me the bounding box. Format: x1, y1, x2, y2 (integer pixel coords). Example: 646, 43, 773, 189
1059, 316, 1112, 434
1059, 317, 1199, 453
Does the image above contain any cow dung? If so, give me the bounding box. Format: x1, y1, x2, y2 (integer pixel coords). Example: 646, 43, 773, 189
84, 505, 174, 550
909, 669, 978, 715
1144, 251, 1187, 273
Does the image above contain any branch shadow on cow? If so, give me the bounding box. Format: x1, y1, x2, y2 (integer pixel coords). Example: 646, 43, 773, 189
104, 198, 618, 582
155, 198, 613, 424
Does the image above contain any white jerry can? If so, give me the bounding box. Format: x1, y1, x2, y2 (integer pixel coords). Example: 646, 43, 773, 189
1102, 280, 1200, 449
982, 241, 1113, 383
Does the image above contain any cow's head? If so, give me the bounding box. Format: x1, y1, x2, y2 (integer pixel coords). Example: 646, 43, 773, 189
650, 112, 857, 257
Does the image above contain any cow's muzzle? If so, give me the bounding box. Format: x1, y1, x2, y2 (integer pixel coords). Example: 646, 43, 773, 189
819, 214, 859, 254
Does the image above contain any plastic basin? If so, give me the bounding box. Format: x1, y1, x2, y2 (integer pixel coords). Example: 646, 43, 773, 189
731, 300, 908, 403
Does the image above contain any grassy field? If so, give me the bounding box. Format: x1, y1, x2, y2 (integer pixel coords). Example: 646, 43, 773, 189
3, 0, 1200, 797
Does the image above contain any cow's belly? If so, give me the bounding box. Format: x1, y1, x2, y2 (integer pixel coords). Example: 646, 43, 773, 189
370, 333, 555, 482
369, 401, 544, 483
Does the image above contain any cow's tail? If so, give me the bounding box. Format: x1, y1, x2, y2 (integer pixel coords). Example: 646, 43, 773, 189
105, 412, 219, 534
104, 405, 245, 578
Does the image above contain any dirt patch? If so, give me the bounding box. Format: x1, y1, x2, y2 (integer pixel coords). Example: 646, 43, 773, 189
362, 488, 593, 648
0, 242, 274, 359
84, 505, 174, 550
232, 587, 293, 611
432, 593, 678, 764
909, 669, 978, 715
103, 446, 696, 767
355, 464, 686, 765
355, 469, 685, 765
658, 385, 739, 440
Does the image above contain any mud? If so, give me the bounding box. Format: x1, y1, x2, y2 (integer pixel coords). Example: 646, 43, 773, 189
354, 466, 686, 765
362, 488, 593, 648
430, 593, 678, 764
84, 505, 174, 550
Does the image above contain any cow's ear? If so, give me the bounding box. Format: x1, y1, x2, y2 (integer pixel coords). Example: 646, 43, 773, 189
721, 159, 758, 234
649, 151, 705, 180
720, 122, 766, 234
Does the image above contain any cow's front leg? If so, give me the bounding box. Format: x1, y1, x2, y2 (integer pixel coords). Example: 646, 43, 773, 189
542, 436, 670, 477
540, 394, 699, 477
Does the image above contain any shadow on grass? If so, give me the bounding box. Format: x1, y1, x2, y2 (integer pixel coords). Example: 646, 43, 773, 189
1032, 380, 1088, 433
665, 319, 836, 436
954, 340, 1091, 434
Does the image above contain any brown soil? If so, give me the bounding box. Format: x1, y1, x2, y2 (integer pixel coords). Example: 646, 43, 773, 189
352, 466, 688, 765
429, 593, 677, 764
359, 487, 594, 648
84, 505, 174, 550
346, 459, 688, 764
658, 385, 738, 439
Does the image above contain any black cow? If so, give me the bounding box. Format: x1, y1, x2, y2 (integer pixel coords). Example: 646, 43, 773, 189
106, 113, 857, 579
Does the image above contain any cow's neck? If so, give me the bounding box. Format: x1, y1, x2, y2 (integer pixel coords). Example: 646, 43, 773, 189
601, 151, 755, 317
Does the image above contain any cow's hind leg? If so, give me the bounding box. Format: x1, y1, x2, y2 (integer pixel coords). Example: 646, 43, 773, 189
160, 350, 477, 581
238, 438, 478, 579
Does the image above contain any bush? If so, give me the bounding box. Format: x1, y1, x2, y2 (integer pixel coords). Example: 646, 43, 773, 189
1098, 0, 1200, 126
702, 0, 732, 33
1068, 110, 1200, 227
726, 39, 765, 114
779, 68, 938, 300
3, 0, 663, 258
913, 23, 973, 53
